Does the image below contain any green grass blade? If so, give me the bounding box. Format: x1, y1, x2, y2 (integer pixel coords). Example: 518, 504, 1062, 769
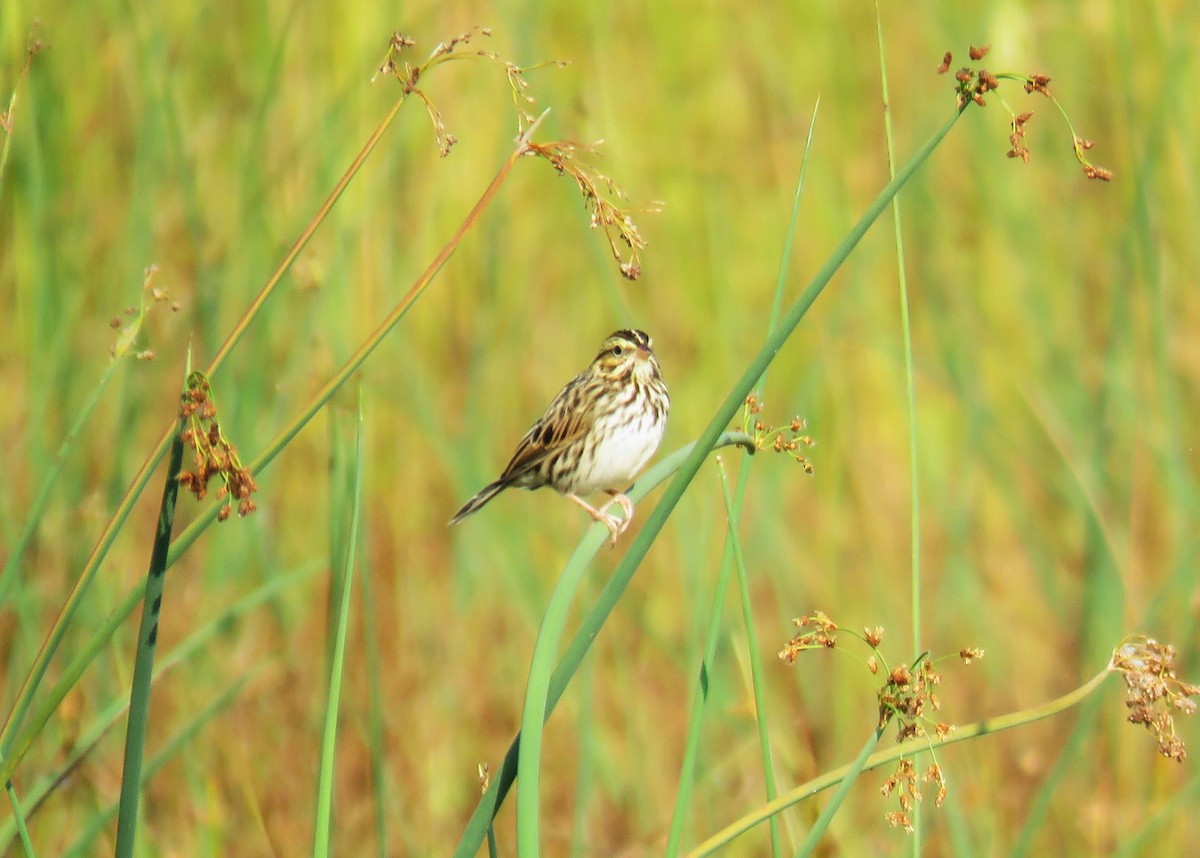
513, 433, 756, 856
358, 549, 389, 857
63, 672, 254, 858
764, 98, 819, 338
0, 118, 534, 785
0, 64, 476, 768
793, 726, 885, 857
0, 441, 168, 769
483, 104, 967, 858
113, 398, 186, 857
871, 4, 922, 845
663, 462, 752, 857
4, 781, 34, 857
469, 433, 752, 857
691, 670, 1112, 856
0, 354, 128, 605
0, 562, 319, 853
0, 40, 41, 201
723, 461, 783, 857
665, 98, 820, 858
312, 403, 366, 857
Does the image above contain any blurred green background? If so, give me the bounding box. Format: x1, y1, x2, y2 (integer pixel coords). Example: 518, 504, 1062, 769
2, 0, 1199, 854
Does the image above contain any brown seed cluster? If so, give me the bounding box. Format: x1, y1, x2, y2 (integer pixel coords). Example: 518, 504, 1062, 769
1024, 73, 1053, 96
742, 395, 816, 473
374, 28, 498, 157
0, 29, 46, 134
876, 654, 962, 832
959, 647, 985, 664
881, 758, 947, 833
373, 30, 652, 280
522, 138, 653, 280
1007, 112, 1035, 163
937, 48, 1112, 181
374, 29, 646, 280
939, 45, 998, 108
778, 611, 837, 662
878, 658, 942, 737
1077, 137, 1114, 181
178, 372, 258, 521
1110, 636, 1199, 762
110, 265, 173, 361
1022, 73, 1111, 180
779, 613, 977, 833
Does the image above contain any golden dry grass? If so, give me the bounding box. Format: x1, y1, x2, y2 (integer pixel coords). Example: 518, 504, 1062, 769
2, 1, 1199, 855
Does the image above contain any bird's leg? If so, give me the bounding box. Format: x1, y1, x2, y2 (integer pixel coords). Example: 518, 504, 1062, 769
568, 494, 624, 546
593, 490, 636, 546
598, 490, 635, 529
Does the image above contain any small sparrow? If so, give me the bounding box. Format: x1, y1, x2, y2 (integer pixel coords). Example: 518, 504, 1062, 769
450, 329, 669, 543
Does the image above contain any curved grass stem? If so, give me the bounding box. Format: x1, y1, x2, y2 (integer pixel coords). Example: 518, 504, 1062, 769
0, 101, 547, 786
688, 668, 1112, 856
114, 394, 186, 857
460, 105, 970, 857
513, 432, 755, 857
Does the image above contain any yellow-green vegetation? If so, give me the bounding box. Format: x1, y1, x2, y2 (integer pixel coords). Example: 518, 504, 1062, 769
2, 1, 1199, 856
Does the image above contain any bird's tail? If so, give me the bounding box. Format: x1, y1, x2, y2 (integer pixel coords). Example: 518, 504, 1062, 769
448, 480, 506, 526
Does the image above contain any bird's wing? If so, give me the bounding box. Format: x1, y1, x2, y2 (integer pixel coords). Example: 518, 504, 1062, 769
497, 373, 595, 485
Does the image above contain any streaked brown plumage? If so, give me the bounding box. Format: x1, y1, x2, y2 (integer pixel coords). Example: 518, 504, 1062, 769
449, 329, 669, 543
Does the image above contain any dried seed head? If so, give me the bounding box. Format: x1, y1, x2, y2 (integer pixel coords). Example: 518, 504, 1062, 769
178, 371, 259, 521
1025, 73, 1052, 96
1111, 636, 1198, 761
959, 647, 985, 664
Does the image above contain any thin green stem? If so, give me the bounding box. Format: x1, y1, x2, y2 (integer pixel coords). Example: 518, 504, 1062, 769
0, 83, 415, 765
359, 554, 389, 857
871, 7, 922, 847
0, 563, 318, 853
871, 0, 921, 671
459, 105, 969, 858
663, 469, 743, 857
765, 98, 820, 337
114, 402, 186, 857
0, 43, 41, 201
721, 459, 782, 857
64, 673, 254, 857
313, 404, 366, 857
514, 432, 757, 857
795, 724, 887, 857
688, 668, 1111, 856
0, 109, 546, 784
4, 782, 34, 857
0, 354, 130, 603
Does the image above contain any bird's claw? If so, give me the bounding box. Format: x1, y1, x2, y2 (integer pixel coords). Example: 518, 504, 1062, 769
572, 491, 636, 546
597, 491, 634, 547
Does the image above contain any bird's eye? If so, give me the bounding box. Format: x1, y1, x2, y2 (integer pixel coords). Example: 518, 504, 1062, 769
612, 345, 624, 356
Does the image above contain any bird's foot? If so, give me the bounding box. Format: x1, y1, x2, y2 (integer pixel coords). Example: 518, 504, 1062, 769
570, 492, 634, 546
